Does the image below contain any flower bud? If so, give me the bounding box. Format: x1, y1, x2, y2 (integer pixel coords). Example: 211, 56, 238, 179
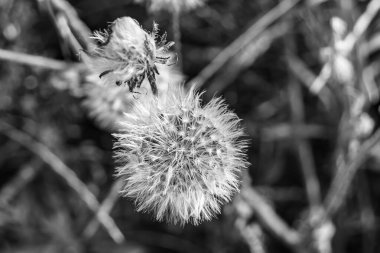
82, 17, 174, 95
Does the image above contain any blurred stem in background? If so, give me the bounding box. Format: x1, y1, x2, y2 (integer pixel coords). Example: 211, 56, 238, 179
172, 10, 182, 71
1, 0, 380, 252
0, 121, 125, 244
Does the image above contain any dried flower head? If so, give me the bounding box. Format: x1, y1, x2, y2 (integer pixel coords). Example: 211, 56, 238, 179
114, 86, 248, 225
135, 0, 205, 13
82, 78, 134, 130
83, 65, 183, 130
81, 17, 174, 95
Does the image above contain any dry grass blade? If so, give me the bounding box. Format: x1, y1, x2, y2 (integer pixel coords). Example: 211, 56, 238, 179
287, 54, 333, 108
310, 63, 332, 94
0, 48, 80, 70
0, 121, 125, 244
83, 179, 123, 239
357, 174, 377, 252
310, 0, 380, 94
189, 0, 301, 89
172, 11, 182, 70
205, 23, 290, 97
238, 223, 266, 253
260, 123, 329, 141
47, 0, 92, 51
324, 129, 380, 217
241, 187, 301, 248
54, 12, 85, 53
344, 0, 380, 51
0, 160, 41, 205
288, 79, 322, 209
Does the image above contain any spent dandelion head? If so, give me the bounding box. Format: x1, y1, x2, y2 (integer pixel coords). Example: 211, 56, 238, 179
113, 85, 249, 225
82, 77, 134, 130
82, 65, 184, 130
81, 17, 175, 95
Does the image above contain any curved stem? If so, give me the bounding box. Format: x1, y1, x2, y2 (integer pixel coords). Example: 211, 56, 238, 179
172, 11, 182, 71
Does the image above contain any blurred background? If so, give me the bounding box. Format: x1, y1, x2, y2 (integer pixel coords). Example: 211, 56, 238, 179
1, 0, 380, 252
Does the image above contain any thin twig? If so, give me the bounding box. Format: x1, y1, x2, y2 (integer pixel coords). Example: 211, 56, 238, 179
83, 179, 123, 239
54, 12, 84, 53
189, 0, 301, 89
0, 48, 78, 70
324, 129, 380, 217
205, 23, 289, 97
287, 53, 333, 108
357, 173, 376, 253
0, 121, 125, 244
47, 0, 92, 51
241, 187, 301, 248
309, 62, 332, 94
288, 77, 322, 209
343, 0, 380, 52
235, 198, 265, 253
0, 160, 42, 205
259, 123, 330, 141
172, 11, 182, 71
239, 222, 266, 253
310, 0, 380, 94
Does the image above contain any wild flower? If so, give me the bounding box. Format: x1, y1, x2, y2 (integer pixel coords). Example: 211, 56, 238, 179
81, 17, 174, 95
82, 76, 134, 130
113, 85, 248, 225
82, 65, 183, 130
135, 0, 205, 13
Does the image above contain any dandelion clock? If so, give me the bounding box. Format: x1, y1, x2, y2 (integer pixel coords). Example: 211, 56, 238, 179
113, 85, 249, 225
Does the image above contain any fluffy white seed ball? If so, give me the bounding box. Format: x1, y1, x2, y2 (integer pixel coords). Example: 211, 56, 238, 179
113, 86, 249, 225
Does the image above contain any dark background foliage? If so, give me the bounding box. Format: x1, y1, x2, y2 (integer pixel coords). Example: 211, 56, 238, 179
1, 0, 380, 252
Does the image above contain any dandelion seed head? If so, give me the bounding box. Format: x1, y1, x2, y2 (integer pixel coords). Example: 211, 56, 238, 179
82, 78, 134, 130
82, 65, 183, 130
114, 86, 249, 225
82, 17, 174, 95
